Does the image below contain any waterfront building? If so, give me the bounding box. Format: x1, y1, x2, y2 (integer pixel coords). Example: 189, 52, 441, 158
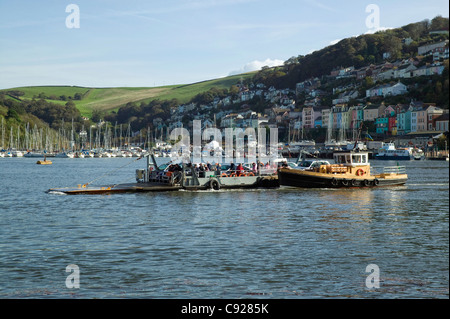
426, 106, 444, 131
434, 113, 449, 132
397, 108, 412, 135
376, 116, 389, 134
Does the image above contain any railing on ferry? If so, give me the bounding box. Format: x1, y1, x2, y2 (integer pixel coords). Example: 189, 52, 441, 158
383, 166, 407, 175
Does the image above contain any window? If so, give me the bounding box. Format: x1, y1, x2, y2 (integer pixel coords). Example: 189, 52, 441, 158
352, 155, 361, 163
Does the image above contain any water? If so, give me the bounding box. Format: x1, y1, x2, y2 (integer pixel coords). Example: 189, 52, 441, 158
0, 157, 448, 298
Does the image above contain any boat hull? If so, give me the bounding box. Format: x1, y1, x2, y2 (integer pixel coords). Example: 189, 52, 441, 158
47, 176, 280, 195
37, 160, 52, 165
375, 155, 411, 161
278, 169, 407, 188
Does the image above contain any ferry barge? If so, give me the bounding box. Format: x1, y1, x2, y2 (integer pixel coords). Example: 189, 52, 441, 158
278, 150, 408, 188
47, 154, 279, 195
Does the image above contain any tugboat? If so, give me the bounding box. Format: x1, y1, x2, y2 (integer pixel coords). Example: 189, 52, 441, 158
278, 150, 407, 188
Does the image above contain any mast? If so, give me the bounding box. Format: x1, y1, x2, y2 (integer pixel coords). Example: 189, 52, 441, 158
71, 118, 75, 152
326, 111, 333, 144
114, 122, 117, 149
1, 117, 4, 149
89, 126, 92, 151
119, 124, 123, 150
16, 126, 20, 150
9, 127, 13, 150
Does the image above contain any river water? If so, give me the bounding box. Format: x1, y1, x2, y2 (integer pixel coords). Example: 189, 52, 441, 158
0, 157, 448, 299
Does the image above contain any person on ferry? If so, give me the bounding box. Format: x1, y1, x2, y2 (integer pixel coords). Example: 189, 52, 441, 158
215, 163, 221, 176
199, 163, 205, 177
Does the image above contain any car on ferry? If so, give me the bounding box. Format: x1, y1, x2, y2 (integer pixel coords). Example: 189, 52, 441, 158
296, 159, 331, 171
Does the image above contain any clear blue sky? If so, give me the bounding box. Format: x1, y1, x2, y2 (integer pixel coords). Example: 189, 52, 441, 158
0, 0, 448, 89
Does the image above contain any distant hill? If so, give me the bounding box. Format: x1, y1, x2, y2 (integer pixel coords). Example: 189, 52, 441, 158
0, 72, 256, 118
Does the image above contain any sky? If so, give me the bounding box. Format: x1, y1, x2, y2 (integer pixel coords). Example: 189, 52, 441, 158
0, 0, 448, 89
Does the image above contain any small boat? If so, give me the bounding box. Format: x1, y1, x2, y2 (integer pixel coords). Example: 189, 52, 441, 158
37, 156, 52, 165
55, 152, 75, 158
375, 143, 412, 161
278, 150, 407, 188
24, 151, 44, 158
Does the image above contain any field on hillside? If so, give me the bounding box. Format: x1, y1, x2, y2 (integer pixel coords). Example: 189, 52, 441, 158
1, 72, 255, 118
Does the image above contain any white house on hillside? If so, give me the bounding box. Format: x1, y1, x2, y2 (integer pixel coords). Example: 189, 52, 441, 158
366, 82, 408, 98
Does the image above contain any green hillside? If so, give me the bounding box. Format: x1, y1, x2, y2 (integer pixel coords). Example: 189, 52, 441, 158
0, 72, 255, 118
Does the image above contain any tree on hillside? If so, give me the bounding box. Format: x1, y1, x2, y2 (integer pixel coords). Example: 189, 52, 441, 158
431, 15, 449, 31
91, 108, 103, 123
381, 34, 403, 60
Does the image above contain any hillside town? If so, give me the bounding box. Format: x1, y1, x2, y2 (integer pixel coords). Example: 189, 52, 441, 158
154, 39, 449, 149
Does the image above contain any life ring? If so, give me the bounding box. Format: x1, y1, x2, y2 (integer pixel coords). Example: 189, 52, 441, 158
247, 172, 255, 176
221, 173, 228, 178
230, 173, 237, 177
356, 169, 365, 176
373, 179, 379, 186
363, 179, 370, 187
331, 178, 339, 187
